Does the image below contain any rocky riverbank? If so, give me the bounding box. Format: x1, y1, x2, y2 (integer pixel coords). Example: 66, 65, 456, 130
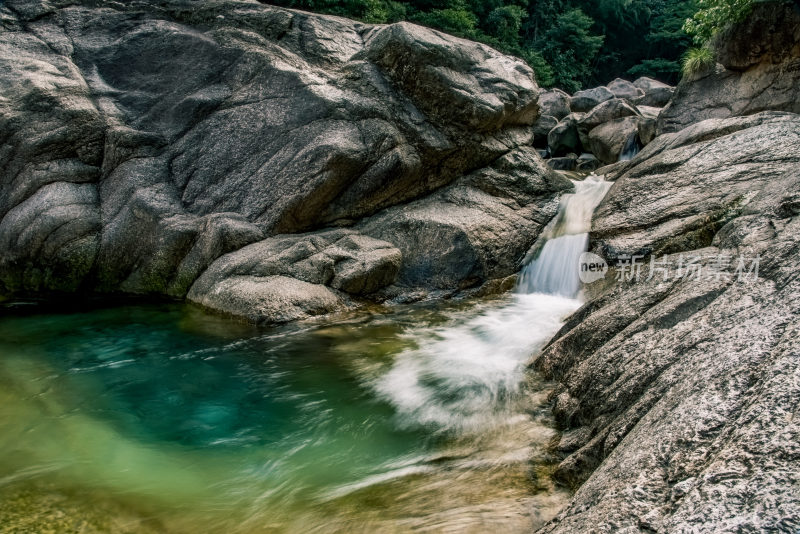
2, 0, 800, 532
534, 3, 800, 531
0, 0, 570, 323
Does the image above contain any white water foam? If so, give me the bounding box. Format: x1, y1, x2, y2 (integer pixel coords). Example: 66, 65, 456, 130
374, 175, 612, 435
374, 293, 581, 433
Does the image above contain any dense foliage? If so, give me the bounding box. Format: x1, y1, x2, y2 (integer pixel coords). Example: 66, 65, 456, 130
683, 0, 753, 44
261, 0, 712, 90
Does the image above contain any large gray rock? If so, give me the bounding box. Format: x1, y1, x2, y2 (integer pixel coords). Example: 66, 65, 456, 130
587, 116, 639, 164
538, 88, 571, 120
187, 229, 401, 322
593, 112, 800, 258
361, 147, 571, 292
633, 76, 670, 93
535, 111, 800, 533
577, 99, 641, 148
606, 78, 643, 101
570, 86, 614, 113
633, 77, 675, 107
0, 0, 565, 322
657, 2, 800, 134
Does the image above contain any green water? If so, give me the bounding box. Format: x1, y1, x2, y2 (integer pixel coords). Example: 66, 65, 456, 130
0, 296, 576, 533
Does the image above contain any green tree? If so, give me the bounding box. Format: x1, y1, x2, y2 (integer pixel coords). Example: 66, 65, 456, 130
521, 48, 555, 86
413, 0, 479, 37
540, 8, 604, 91
627, 0, 697, 83
683, 0, 754, 44
486, 5, 527, 47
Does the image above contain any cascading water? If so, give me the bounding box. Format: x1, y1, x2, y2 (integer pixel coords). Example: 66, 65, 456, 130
516, 175, 613, 297
618, 131, 641, 161
0, 175, 613, 533
375, 174, 612, 439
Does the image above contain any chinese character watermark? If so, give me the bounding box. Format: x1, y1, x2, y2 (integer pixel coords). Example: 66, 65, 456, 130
577, 252, 761, 284
611, 253, 759, 283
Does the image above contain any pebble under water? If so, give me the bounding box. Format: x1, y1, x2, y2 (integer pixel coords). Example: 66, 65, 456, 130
0, 294, 578, 533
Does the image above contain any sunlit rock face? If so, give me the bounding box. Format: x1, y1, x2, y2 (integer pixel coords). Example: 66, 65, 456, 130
0, 0, 569, 322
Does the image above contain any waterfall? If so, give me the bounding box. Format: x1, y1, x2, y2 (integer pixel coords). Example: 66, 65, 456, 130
516, 175, 612, 298
618, 131, 641, 161
375, 175, 612, 435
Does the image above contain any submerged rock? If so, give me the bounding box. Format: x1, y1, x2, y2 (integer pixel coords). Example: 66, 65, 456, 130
0, 0, 564, 322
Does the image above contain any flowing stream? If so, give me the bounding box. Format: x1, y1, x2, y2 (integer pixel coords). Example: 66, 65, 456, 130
0, 176, 610, 533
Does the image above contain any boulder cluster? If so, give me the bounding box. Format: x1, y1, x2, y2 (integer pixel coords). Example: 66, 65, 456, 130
533, 77, 674, 172
0, 0, 570, 323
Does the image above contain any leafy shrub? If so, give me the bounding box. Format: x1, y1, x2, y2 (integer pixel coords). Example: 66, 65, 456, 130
683, 0, 754, 45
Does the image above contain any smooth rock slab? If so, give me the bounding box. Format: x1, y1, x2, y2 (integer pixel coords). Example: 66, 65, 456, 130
189, 275, 344, 325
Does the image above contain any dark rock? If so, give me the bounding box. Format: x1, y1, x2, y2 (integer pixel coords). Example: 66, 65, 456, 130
576, 153, 600, 172
533, 115, 559, 147
570, 86, 614, 112
658, 2, 800, 134
548, 113, 584, 157
547, 156, 578, 171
